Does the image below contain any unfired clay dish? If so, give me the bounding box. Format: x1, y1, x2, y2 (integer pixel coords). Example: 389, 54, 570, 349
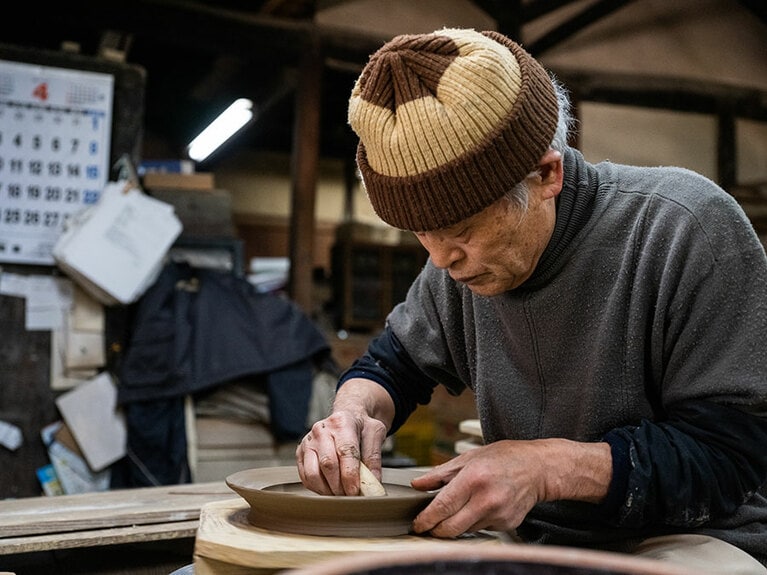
226, 466, 436, 537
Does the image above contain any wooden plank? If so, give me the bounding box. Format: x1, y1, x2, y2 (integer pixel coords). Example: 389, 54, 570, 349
0, 482, 235, 538
0, 520, 199, 555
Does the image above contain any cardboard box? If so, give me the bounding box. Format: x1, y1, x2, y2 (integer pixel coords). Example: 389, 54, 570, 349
143, 172, 215, 191
194, 417, 274, 449
150, 188, 235, 237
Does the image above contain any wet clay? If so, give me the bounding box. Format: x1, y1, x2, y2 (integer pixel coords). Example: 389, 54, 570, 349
226, 466, 436, 537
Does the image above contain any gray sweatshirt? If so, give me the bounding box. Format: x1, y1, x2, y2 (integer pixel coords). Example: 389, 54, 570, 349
371, 147, 767, 562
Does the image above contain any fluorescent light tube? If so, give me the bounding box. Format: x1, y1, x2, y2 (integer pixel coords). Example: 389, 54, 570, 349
186, 98, 254, 162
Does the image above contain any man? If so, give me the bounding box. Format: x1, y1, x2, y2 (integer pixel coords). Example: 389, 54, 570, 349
295, 28, 767, 573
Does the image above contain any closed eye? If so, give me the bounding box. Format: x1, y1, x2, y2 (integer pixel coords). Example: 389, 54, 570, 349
453, 225, 472, 242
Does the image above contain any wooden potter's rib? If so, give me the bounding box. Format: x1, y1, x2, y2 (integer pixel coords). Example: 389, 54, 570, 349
358, 462, 386, 496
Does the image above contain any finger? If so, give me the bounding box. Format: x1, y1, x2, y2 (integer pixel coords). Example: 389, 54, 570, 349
314, 433, 349, 495
415, 487, 482, 538
295, 442, 306, 481
410, 470, 448, 491
336, 443, 362, 495
411, 484, 468, 534
361, 451, 384, 485
428, 504, 479, 538
304, 426, 345, 495
359, 420, 388, 477
297, 436, 334, 495
410, 461, 456, 491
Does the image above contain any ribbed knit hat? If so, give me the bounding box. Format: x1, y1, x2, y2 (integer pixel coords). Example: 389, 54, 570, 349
348, 28, 559, 231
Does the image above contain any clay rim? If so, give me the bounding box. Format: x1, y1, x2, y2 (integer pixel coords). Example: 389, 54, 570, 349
225, 466, 438, 537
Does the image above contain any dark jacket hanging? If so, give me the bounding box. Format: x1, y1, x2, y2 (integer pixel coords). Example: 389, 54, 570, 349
112, 261, 331, 486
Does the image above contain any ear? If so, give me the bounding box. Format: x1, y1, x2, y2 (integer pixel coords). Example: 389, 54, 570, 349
536, 149, 563, 200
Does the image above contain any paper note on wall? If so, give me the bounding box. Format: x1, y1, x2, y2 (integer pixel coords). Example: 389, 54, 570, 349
0, 272, 73, 330
53, 182, 182, 305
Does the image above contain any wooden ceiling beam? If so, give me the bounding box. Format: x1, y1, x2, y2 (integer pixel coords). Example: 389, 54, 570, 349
526, 0, 636, 55
736, 0, 767, 26
521, 0, 581, 22
470, 0, 523, 39
557, 70, 767, 122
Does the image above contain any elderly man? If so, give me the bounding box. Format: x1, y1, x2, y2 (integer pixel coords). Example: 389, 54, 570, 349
296, 28, 767, 573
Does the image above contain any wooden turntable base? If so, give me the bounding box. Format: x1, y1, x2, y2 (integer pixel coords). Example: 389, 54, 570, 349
193, 499, 502, 575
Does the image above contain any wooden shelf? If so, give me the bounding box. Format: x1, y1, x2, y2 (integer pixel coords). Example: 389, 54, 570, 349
331, 239, 427, 332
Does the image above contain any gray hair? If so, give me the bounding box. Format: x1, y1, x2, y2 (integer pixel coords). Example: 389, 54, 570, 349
503, 77, 574, 211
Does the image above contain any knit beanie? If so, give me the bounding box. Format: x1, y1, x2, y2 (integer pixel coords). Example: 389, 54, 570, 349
348, 28, 559, 231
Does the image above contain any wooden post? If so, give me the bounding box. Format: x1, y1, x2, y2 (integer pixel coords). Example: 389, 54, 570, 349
717, 107, 736, 191
288, 31, 322, 315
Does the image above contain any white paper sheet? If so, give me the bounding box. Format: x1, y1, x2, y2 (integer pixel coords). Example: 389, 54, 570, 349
53, 181, 182, 305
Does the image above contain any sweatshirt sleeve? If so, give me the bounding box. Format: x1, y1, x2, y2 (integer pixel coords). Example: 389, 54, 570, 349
599, 399, 767, 527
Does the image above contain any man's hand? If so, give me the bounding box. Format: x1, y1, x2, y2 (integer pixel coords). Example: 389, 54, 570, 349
410, 438, 612, 537
295, 377, 394, 496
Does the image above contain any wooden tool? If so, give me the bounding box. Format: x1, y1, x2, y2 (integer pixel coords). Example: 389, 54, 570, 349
359, 461, 386, 496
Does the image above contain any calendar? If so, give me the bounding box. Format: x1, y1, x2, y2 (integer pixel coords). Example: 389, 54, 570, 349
0, 59, 114, 265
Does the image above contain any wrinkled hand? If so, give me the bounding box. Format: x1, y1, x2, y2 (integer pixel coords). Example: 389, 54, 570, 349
410, 438, 612, 538
410, 440, 544, 537
296, 409, 388, 496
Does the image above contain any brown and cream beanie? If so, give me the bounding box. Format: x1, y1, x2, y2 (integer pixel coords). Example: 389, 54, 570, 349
348, 28, 559, 231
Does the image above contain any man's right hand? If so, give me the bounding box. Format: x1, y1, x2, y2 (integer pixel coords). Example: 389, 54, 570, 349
295, 378, 393, 495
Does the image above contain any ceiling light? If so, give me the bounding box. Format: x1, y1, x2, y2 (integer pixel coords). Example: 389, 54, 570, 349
186, 98, 254, 162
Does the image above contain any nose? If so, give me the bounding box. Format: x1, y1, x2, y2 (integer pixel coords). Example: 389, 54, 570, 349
418, 234, 463, 270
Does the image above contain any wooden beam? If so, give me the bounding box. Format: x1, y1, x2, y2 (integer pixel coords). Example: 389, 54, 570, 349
554, 70, 767, 192
555, 70, 767, 122
527, 0, 636, 56
472, 0, 524, 40
522, 0, 582, 22
117, 0, 314, 59
736, 0, 767, 26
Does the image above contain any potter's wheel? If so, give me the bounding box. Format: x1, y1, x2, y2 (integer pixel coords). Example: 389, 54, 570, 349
226, 466, 436, 537
282, 545, 699, 575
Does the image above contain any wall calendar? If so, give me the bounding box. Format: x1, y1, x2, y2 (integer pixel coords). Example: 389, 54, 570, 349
0, 59, 114, 265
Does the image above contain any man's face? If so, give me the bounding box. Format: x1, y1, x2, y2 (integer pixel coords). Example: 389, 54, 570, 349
414, 180, 557, 296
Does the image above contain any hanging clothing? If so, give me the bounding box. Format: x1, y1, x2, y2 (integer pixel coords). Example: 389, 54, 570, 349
112, 261, 331, 486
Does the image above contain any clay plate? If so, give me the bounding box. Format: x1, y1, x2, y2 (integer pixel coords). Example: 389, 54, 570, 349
226, 466, 436, 537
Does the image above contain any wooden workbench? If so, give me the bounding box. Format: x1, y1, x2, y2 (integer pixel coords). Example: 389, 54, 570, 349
0, 481, 235, 574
